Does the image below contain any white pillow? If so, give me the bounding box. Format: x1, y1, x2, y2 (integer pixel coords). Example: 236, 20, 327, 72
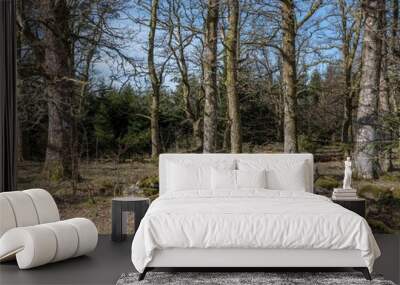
211, 168, 236, 190
238, 160, 307, 191
167, 163, 209, 191
269, 162, 306, 191
236, 169, 267, 189
167, 160, 235, 192
211, 168, 267, 191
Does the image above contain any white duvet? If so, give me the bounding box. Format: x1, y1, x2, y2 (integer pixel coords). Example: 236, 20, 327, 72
131, 190, 380, 273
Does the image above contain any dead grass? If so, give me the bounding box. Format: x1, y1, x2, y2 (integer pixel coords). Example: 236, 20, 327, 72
17, 159, 157, 234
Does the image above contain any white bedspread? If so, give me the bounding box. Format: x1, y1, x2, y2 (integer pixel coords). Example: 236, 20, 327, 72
131, 190, 380, 273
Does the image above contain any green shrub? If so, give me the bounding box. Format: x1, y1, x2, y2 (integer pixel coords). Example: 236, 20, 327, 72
137, 175, 159, 189
339, 143, 352, 156
380, 173, 400, 182
315, 176, 339, 190
367, 219, 396, 234
142, 187, 159, 197
358, 184, 390, 200
393, 188, 400, 200
298, 135, 317, 153
47, 163, 63, 182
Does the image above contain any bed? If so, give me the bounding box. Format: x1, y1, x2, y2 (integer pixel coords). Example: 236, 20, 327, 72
131, 154, 380, 280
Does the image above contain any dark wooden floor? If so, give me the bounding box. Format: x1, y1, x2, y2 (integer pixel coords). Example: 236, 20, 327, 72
0, 235, 134, 285
0, 234, 399, 285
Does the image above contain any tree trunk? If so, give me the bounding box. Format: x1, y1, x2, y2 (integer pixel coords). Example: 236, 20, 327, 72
378, 4, 393, 172
392, 0, 399, 61
150, 90, 160, 158
148, 0, 161, 159
281, 0, 298, 153
223, 118, 231, 152
168, 2, 203, 151
41, 0, 75, 181
180, 54, 202, 151
192, 119, 203, 151
225, 0, 242, 153
390, 0, 400, 154
44, 84, 65, 180
338, 0, 360, 144
71, 99, 80, 193
341, 96, 352, 143
203, 0, 219, 153
341, 57, 353, 144
339, 0, 350, 143
354, 0, 383, 179
378, 56, 393, 172
389, 0, 399, 138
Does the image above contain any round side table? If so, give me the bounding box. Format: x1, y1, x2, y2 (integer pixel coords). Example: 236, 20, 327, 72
111, 196, 150, 242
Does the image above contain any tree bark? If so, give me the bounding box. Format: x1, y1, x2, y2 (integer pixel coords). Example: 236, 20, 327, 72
378, 2, 393, 172
41, 0, 75, 181
203, 0, 219, 153
223, 121, 231, 152
339, 0, 362, 144
392, 0, 399, 59
281, 0, 298, 153
225, 0, 242, 153
148, 0, 161, 159
341, 96, 352, 143
354, 0, 384, 179
168, 2, 202, 151
340, 0, 352, 143
192, 118, 203, 151
389, 0, 399, 113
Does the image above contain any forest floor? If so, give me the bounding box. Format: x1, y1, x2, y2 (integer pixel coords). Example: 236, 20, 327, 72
17, 146, 400, 234
17, 159, 158, 234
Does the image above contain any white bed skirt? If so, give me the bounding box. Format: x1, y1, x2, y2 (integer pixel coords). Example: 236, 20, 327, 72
148, 248, 366, 268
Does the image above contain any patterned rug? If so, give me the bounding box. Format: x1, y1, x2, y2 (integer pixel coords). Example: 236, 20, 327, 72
116, 271, 396, 285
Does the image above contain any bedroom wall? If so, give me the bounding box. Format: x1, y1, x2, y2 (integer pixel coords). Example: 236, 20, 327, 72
14, 0, 400, 234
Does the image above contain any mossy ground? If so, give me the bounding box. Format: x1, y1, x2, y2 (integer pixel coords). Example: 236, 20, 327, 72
316, 161, 400, 233
315, 176, 340, 190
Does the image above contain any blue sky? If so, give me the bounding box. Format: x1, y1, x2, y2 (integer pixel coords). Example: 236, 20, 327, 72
92, 1, 347, 91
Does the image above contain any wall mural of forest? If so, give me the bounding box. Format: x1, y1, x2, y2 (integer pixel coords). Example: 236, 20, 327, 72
17, 0, 400, 234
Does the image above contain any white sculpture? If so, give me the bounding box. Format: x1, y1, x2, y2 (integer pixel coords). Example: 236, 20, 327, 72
0, 189, 98, 269
343, 157, 352, 190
